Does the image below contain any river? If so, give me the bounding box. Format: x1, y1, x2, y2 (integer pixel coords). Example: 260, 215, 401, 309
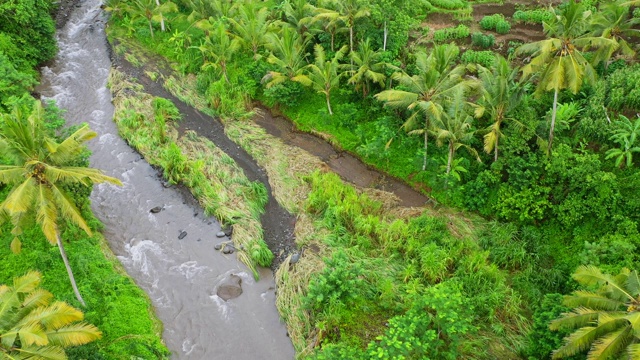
37, 1, 295, 358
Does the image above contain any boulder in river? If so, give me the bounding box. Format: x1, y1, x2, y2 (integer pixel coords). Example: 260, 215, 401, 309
149, 206, 163, 213
217, 274, 242, 301
216, 231, 226, 238
223, 225, 234, 237
178, 231, 187, 240
222, 244, 235, 254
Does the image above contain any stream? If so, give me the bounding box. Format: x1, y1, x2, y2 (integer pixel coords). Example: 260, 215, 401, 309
37, 0, 295, 358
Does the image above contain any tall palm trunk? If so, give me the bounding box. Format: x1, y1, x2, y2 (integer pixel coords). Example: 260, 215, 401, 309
326, 92, 333, 115
422, 117, 429, 171
349, 26, 354, 53
447, 140, 454, 175
383, 21, 387, 51
548, 88, 559, 154
148, 19, 155, 39
57, 234, 86, 307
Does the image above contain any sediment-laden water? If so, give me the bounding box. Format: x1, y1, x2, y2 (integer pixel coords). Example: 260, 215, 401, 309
37, 1, 294, 358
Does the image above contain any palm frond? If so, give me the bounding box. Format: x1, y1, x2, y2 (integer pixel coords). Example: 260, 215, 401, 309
552, 326, 598, 359
587, 324, 633, 360
573, 265, 635, 302
14, 345, 66, 360
45, 323, 102, 347
49, 184, 91, 236
563, 291, 625, 311
20, 302, 84, 332
0, 166, 25, 185
550, 306, 599, 330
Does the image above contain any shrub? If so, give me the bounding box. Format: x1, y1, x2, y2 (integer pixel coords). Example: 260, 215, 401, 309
303, 250, 366, 311
513, 9, 554, 24
429, 0, 468, 10
460, 50, 495, 67
471, 32, 495, 48
495, 19, 511, 34
480, 14, 511, 34
433, 24, 470, 43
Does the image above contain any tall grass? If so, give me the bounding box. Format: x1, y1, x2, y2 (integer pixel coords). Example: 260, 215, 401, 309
107, 68, 272, 276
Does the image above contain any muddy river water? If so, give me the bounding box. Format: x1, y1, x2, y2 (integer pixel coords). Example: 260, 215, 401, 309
37, 0, 295, 358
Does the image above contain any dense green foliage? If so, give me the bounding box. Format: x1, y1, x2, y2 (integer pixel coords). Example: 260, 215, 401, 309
104, 0, 640, 357
0, 0, 57, 108
513, 8, 554, 24
480, 14, 511, 34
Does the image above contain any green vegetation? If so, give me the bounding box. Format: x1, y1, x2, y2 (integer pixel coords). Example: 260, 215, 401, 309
480, 14, 511, 34
432, 24, 470, 43
0, 271, 101, 358
0, 0, 56, 108
513, 8, 554, 24
549, 266, 640, 359
103, 0, 640, 358
471, 32, 496, 49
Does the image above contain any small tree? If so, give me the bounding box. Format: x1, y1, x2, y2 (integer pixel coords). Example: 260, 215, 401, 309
0, 271, 101, 358
305, 44, 347, 115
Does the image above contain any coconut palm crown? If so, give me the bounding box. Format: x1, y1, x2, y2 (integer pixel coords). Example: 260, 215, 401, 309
550, 265, 640, 359
0, 99, 122, 306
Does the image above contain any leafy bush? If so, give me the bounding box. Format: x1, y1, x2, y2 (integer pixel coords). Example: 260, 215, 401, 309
606, 64, 640, 111
495, 20, 511, 34
513, 9, 554, 24
303, 250, 366, 311
461, 50, 495, 67
429, 0, 468, 10
471, 32, 495, 49
522, 293, 571, 360
366, 282, 477, 360
480, 14, 510, 34
433, 24, 470, 43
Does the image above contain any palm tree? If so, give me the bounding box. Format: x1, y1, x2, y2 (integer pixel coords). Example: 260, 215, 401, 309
195, 22, 240, 84
516, 0, 614, 154
590, 1, 638, 67
276, 0, 317, 39
305, 44, 347, 115
262, 26, 311, 88
375, 43, 468, 171
310, 6, 347, 52
0, 271, 102, 358
0, 100, 122, 306
549, 265, 640, 359
323, 0, 370, 54
431, 88, 480, 176
228, 2, 272, 59
123, 0, 178, 39
345, 38, 387, 98
605, 115, 640, 168
476, 55, 523, 162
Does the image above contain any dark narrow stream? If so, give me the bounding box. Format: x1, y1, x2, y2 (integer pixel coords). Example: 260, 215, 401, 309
37, 1, 295, 358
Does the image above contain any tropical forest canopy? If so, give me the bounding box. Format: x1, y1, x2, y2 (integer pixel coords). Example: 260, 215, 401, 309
2, 0, 640, 357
